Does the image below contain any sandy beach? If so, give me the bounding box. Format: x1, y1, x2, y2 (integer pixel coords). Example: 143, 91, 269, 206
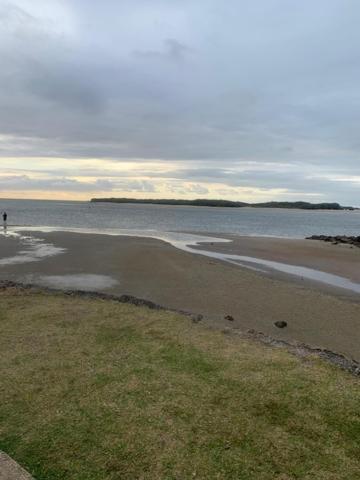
0, 229, 359, 362
193, 233, 360, 284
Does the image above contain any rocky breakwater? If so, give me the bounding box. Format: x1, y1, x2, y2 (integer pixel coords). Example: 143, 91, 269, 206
307, 235, 360, 248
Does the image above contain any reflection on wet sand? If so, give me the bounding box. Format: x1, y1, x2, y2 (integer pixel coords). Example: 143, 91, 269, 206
0, 226, 359, 294
11, 226, 360, 295
0, 230, 66, 266
23, 273, 118, 291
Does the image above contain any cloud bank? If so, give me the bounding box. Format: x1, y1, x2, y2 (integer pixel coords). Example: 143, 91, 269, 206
1, 0, 360, 204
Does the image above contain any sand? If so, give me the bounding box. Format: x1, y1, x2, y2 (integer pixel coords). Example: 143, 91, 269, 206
0, 230, 360, 362
193, 234, 360, 283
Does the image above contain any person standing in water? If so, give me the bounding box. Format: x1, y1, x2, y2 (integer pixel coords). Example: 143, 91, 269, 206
2, 211, 7, 230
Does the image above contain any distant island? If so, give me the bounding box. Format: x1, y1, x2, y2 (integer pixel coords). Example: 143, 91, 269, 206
91, 198, 355, 210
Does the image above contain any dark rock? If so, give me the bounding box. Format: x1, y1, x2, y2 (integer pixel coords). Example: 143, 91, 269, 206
224, 315, 234, 321
306, 235, 360, 248
191, 314, 203, 323
274, 321, 287, 329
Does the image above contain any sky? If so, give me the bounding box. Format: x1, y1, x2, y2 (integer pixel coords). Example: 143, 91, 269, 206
0, 0, 360, 205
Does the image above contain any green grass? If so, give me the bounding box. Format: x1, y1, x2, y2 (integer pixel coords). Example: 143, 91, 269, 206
0, 287, 359, 479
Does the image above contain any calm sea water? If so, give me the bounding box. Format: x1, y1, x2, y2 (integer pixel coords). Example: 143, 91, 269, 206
1, 198, 359, 238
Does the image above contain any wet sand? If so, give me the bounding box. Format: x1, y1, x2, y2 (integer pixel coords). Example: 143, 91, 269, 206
1, 230, 360, 362
192, 234, 360, 283
0, 233, 23, 258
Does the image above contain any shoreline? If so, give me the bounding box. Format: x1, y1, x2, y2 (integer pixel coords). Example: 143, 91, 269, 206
2, 280, 359, 376
1, 228, 360, 362
9, 226, 360, 295
189, 232, 360, 292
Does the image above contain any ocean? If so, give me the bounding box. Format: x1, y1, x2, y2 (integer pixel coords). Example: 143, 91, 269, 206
1, 198, 359, 238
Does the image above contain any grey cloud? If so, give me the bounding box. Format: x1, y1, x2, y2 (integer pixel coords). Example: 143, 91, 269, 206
150, 165, 360, 203
27, 67, 105, 113
0, 175, 156, 193
0, 3, 35, 28
134, 38, 191, 62
0, 175, 114, 192
115, 180, 156, 193
187, 183, 209, 195
1, 1, 360, 203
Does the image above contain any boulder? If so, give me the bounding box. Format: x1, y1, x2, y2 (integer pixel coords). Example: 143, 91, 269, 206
274, 321, 287, 329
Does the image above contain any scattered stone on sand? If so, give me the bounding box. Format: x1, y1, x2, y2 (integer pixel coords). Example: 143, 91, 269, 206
274, 321, 288, 329
0, 451, 34, 480
224, 315, 234, 321
222, 327, 232, 335
306, 235, 360, 248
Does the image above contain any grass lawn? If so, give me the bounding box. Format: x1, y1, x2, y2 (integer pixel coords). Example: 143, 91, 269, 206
0, 287, 359, 480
